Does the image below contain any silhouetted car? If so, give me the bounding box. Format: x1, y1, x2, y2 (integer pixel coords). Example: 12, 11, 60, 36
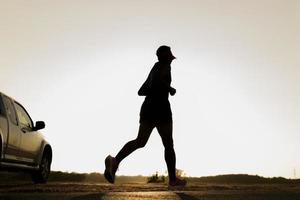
0, 92, 52, 183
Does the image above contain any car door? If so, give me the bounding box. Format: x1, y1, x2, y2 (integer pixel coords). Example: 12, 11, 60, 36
2, 96, 22, 161
14, 102, 41, 163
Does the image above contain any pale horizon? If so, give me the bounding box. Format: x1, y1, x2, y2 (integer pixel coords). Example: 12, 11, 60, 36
0, 0, 299, 178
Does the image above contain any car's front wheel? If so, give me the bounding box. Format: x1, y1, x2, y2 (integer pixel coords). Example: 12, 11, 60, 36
32, 153, 51, 184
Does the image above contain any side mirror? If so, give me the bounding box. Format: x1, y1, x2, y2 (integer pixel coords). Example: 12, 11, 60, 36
34, 121, 45, 131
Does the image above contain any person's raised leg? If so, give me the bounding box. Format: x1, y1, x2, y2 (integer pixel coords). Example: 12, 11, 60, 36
156, 122, 186, 187
104, 121, 154, 183
115, 121, 155, 163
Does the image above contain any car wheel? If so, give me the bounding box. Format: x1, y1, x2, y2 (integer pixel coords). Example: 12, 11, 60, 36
32, 153, 51, 184
0, 137, 2, 162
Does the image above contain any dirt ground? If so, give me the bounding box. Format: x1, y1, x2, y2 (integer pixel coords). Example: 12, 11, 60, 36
0, 182, 300, 200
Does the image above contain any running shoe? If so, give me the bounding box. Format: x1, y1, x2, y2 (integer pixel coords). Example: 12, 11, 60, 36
104, 155, 118, 183
169, 177, 187, 187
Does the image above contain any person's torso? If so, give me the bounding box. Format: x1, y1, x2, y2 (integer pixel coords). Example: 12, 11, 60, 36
147, 62, 171, 100
139, 62, 172, 122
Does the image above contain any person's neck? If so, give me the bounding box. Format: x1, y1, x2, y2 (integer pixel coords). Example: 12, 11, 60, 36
159, 60, 171, 65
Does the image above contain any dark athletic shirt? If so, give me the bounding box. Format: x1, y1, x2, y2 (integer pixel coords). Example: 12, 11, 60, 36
138, 62, 172, 123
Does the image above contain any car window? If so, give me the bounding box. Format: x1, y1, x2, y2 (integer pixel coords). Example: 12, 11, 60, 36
2, 96, 18, 125
14, 102, 33, 128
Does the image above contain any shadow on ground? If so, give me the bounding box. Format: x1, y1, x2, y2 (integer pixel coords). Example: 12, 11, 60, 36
71, 193, 104, 200
176, 192, 199, 200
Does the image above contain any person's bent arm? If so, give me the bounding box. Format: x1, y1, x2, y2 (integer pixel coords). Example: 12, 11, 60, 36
138, 71, 153, 96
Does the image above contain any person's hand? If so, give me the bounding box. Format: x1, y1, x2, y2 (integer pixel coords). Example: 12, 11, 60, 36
170, 87, 176, 96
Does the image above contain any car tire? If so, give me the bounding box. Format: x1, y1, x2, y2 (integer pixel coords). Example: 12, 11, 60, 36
0, 137, 2, 161
31, 152, 51, 184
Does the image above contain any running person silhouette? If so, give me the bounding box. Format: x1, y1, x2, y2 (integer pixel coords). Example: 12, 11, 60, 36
104, 45, 187, 187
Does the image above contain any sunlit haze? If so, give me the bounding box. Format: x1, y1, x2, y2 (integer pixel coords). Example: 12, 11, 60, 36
0, 0, 299, 178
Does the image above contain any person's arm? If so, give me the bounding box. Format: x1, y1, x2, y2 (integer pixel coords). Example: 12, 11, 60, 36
138, 66, 155, 96
165, 68, 176, 96
169, 86, 176, 96
138, 76, 150, 96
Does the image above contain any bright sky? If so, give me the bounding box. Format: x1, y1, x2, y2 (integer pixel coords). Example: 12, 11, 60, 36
0, 0, 299, 178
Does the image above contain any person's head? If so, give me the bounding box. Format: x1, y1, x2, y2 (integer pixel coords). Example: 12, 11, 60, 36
156, 45, 176, 64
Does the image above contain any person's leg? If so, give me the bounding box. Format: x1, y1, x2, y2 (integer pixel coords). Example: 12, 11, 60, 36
105, 121, 154, 183
156, 122, 176, 182
115, 121, 155, 164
